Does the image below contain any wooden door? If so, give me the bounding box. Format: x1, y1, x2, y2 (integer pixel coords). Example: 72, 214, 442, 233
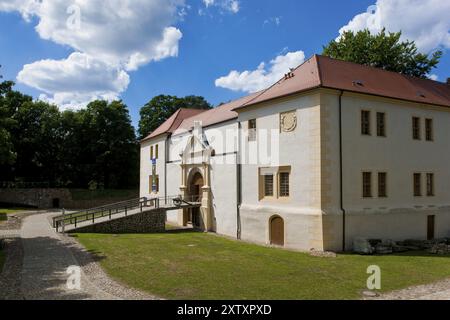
427, 215, 435, 240
270, 216, 284, 246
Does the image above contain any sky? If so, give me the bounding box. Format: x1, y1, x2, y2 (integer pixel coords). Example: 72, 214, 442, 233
0, 0, 449, 128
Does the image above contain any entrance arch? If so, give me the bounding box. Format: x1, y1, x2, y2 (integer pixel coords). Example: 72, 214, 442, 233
270, 216, 285, 246
187, 170, 204, 228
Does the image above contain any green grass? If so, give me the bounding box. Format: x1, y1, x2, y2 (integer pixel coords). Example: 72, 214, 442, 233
75, 231, 450, 300
0, 208, 30, 215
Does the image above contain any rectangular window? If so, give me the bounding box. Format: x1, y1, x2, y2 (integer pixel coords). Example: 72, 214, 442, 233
150, 175, 159, 193
264, 175, 274, 197
363, 172, 372, 198
377, 112, 386, 137
150, 146, 154, 160
279, 172, 290, 197
378, 172, 387, 198
412, 117, 421, 140
361, 111, 371, 135
425, 119, 433, 141
426, 173, 434, 196
248, 119, 257, 141
414, 173, 422, 196
155, 144, 159, 159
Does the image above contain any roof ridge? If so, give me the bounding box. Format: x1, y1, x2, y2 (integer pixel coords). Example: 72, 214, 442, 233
241, 54, 318, 108
317, 54, 446, 85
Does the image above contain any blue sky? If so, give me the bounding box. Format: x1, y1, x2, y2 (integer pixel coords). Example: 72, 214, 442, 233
0, 0, 449, 128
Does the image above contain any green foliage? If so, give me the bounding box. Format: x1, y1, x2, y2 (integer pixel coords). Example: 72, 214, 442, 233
323, 29, 442, 79
0, 75, 139, 188
138, 95, 212, 139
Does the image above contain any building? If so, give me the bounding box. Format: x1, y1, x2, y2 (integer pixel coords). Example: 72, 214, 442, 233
140, 54, 450, 252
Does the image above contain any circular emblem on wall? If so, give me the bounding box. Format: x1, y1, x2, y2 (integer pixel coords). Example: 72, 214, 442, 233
280, 111, 297, 132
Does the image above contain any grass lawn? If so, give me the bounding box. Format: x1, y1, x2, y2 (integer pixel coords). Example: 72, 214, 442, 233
0, 208, 30, 215
75, 231, 450, 300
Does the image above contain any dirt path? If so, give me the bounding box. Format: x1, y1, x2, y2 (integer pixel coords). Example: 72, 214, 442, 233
1, 212, 157, 300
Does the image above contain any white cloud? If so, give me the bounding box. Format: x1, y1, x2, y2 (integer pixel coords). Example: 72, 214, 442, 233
0, 0, 186, 108
215, 51, 306, 93
264, 16, 282, 27
428, 74, 439, 81
339, 0, 450, 52
18, 53, 130, 110
201, 0, 240, 14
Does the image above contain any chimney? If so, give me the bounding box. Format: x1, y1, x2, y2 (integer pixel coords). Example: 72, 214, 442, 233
447, 78, 450, 85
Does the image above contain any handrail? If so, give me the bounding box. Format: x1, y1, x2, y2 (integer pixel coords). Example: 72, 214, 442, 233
52, 195, 201, 231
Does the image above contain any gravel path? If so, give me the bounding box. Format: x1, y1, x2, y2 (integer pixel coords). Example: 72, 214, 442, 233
367, 279, 450, 300
1, 212, 157, 300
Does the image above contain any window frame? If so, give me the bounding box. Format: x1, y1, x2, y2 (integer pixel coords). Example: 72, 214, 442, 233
413, 173, 422, 197
279, 171, 290, 198
425, 118, 434, 141
361, 110, 371, 136
376, 112, 386, 137
377, 172, 388, 198
426, 173, 435, 197
248, 119, 257, 142
412, 117, 421, 140
362, 172, 372, 198
263, 174, 274, 197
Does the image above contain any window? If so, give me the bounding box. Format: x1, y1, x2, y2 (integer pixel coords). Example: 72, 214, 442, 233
414, 173, 422, 196
248, 119, 257, 141
264, 175, 274, 197
361, 110, 371, 135
150, 146, 154, 160
425, 119, 433, 141
150, 175, 159, 193
155, 144, 159, 159
426, 173, 434, 196
376, 112, 386, 137
279, 172, 290, 197
362, 172, 372, 198
378, 172, 387, 198
412, 117, 421, 140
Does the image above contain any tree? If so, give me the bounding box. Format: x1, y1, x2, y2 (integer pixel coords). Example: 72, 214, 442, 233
0, 67, 18, 167
322, 29, 442, 79
77, 100, 139, 189
138, 95, 212, 139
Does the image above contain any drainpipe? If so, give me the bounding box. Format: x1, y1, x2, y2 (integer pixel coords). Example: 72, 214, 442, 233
339, 90, 346, 252
236, 122, 242, 240
165, 135, 169, 205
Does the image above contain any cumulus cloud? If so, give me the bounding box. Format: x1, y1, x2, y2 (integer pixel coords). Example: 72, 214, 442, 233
18, 53, 130, 110
215, 51, 305, 93
201, 0, 240, 14
0, 0, 185, 108
339, 0, 450, 52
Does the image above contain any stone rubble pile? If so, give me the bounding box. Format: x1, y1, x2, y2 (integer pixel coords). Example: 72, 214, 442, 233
353, 237, 450, 255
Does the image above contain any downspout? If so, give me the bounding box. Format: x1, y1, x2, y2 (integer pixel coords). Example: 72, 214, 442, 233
165, 135, 169, 205
339, 90, 346, 252
236, 121, 242, 240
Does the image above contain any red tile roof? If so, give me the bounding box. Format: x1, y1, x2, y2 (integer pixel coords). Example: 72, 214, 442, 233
176, 91, 262, 133
236, 55, 450, 110
142, 108, 206, 141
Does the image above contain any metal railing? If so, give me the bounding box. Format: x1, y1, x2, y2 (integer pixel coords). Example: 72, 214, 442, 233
52, 195, 201, 232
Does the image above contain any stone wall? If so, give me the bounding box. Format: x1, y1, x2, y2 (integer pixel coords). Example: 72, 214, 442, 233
70, 210, 166, 234
0, 188, 137, 209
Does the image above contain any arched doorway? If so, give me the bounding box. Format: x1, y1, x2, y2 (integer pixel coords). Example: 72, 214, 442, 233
270, 216, 284, 246
188, 171, 204, 228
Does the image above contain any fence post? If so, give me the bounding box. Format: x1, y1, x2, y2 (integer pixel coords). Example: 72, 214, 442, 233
62, 208, 66, 234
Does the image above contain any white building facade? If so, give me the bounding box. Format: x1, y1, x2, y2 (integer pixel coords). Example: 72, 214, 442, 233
140, 55, 450, 252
